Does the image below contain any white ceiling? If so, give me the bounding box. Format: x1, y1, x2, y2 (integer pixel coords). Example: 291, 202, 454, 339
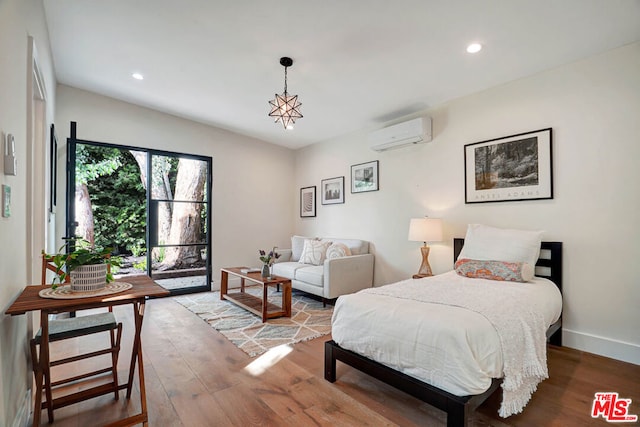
43, 1, 640, 149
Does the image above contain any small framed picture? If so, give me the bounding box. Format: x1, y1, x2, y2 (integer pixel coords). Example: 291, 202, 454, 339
321, 176, 345, 205
351, 160, 379, 193
464, 128, 553, 203
300, 186, 316, 217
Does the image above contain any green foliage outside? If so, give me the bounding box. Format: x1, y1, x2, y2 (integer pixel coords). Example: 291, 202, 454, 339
83, 146, 147, 255
133, 258, 147, 271
78, 145, 208, 267
76, 144, 121, 186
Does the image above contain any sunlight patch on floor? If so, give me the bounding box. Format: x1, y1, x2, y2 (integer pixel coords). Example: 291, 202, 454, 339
244, 344, 293, 376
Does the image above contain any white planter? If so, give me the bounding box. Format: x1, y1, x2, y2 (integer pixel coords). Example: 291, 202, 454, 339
70, 264, 107, 292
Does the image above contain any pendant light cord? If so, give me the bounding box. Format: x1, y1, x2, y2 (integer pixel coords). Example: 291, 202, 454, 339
283, 66, 288, 95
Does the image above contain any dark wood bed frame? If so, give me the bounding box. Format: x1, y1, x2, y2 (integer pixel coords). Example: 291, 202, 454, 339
325, 238, 563, 427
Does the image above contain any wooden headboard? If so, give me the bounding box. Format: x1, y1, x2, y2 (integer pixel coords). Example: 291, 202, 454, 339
453, 238, 563, 293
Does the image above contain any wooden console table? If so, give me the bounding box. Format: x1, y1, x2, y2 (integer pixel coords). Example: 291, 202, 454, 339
220, 267, 292, 322
5, 275, 169, 427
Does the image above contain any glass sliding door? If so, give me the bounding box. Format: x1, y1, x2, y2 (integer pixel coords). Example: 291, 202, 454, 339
66, 133, 211, 296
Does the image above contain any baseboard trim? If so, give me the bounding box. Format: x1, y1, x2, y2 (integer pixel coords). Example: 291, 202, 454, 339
563, 329, 640, 365
11, 390, 30, 427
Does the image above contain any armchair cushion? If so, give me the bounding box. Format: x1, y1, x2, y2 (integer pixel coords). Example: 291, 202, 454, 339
291, 235, 312, 262
321, 238, 368, 255
271, 262, 306, 278
299, 239, 331, 265
326, 243, 352, 259
295, 265, 324, 287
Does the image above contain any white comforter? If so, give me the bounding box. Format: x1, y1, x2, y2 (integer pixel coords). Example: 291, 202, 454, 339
331, 270, 562, 416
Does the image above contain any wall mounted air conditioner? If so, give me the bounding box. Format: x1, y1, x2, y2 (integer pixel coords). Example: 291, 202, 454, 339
368, 117, 432, 152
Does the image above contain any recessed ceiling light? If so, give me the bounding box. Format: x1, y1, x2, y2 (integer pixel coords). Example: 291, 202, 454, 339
132, 73, 144, 80
466, 43, 482, 54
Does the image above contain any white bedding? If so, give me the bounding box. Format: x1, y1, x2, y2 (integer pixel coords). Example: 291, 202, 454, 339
331, 270, 562, 408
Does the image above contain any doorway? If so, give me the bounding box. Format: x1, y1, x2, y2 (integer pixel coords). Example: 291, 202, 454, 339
26, 36, 49, 284
66, 124, 212, 295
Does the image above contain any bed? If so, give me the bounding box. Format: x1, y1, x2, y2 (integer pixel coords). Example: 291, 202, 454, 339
325, 234, 563, 427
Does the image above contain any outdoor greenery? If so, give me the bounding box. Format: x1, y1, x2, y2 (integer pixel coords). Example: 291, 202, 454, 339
90, 151, 147, 254
81, 146, 146, 254
75, 144, 208, 273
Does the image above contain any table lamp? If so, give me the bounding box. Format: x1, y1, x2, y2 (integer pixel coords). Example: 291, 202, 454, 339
408, 217, 443, 277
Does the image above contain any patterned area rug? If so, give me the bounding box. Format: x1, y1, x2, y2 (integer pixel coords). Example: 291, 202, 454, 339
174, 287, 333, 357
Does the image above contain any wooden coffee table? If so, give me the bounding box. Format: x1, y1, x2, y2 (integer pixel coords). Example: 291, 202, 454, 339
220, 267, 292, 322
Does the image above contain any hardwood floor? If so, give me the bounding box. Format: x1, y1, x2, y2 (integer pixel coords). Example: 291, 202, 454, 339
40, 296, 640, 427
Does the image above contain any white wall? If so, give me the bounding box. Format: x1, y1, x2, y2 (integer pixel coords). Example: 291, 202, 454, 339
0, 0, 57, 425
294, 42, 640, 365
55, 85, 296, 289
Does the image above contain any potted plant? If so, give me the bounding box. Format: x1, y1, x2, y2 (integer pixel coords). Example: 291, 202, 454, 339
45, 238, 121, 291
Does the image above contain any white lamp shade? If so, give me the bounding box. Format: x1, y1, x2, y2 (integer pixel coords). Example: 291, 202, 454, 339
408, 218, 443, 243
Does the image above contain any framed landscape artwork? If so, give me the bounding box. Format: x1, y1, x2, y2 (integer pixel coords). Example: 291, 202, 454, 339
300, 186, 316, 217
351, 160, 379, 193
464, 128, 553, 203
321, 176, 345, 205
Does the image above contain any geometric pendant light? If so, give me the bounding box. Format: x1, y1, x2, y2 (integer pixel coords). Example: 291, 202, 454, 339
268, 57, 303, 130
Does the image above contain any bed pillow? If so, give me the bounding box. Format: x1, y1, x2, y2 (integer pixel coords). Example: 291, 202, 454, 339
455, 258, 535, 282
457, 224, 543, 267
325, 243, 352, 260
299, 239, 331, 265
